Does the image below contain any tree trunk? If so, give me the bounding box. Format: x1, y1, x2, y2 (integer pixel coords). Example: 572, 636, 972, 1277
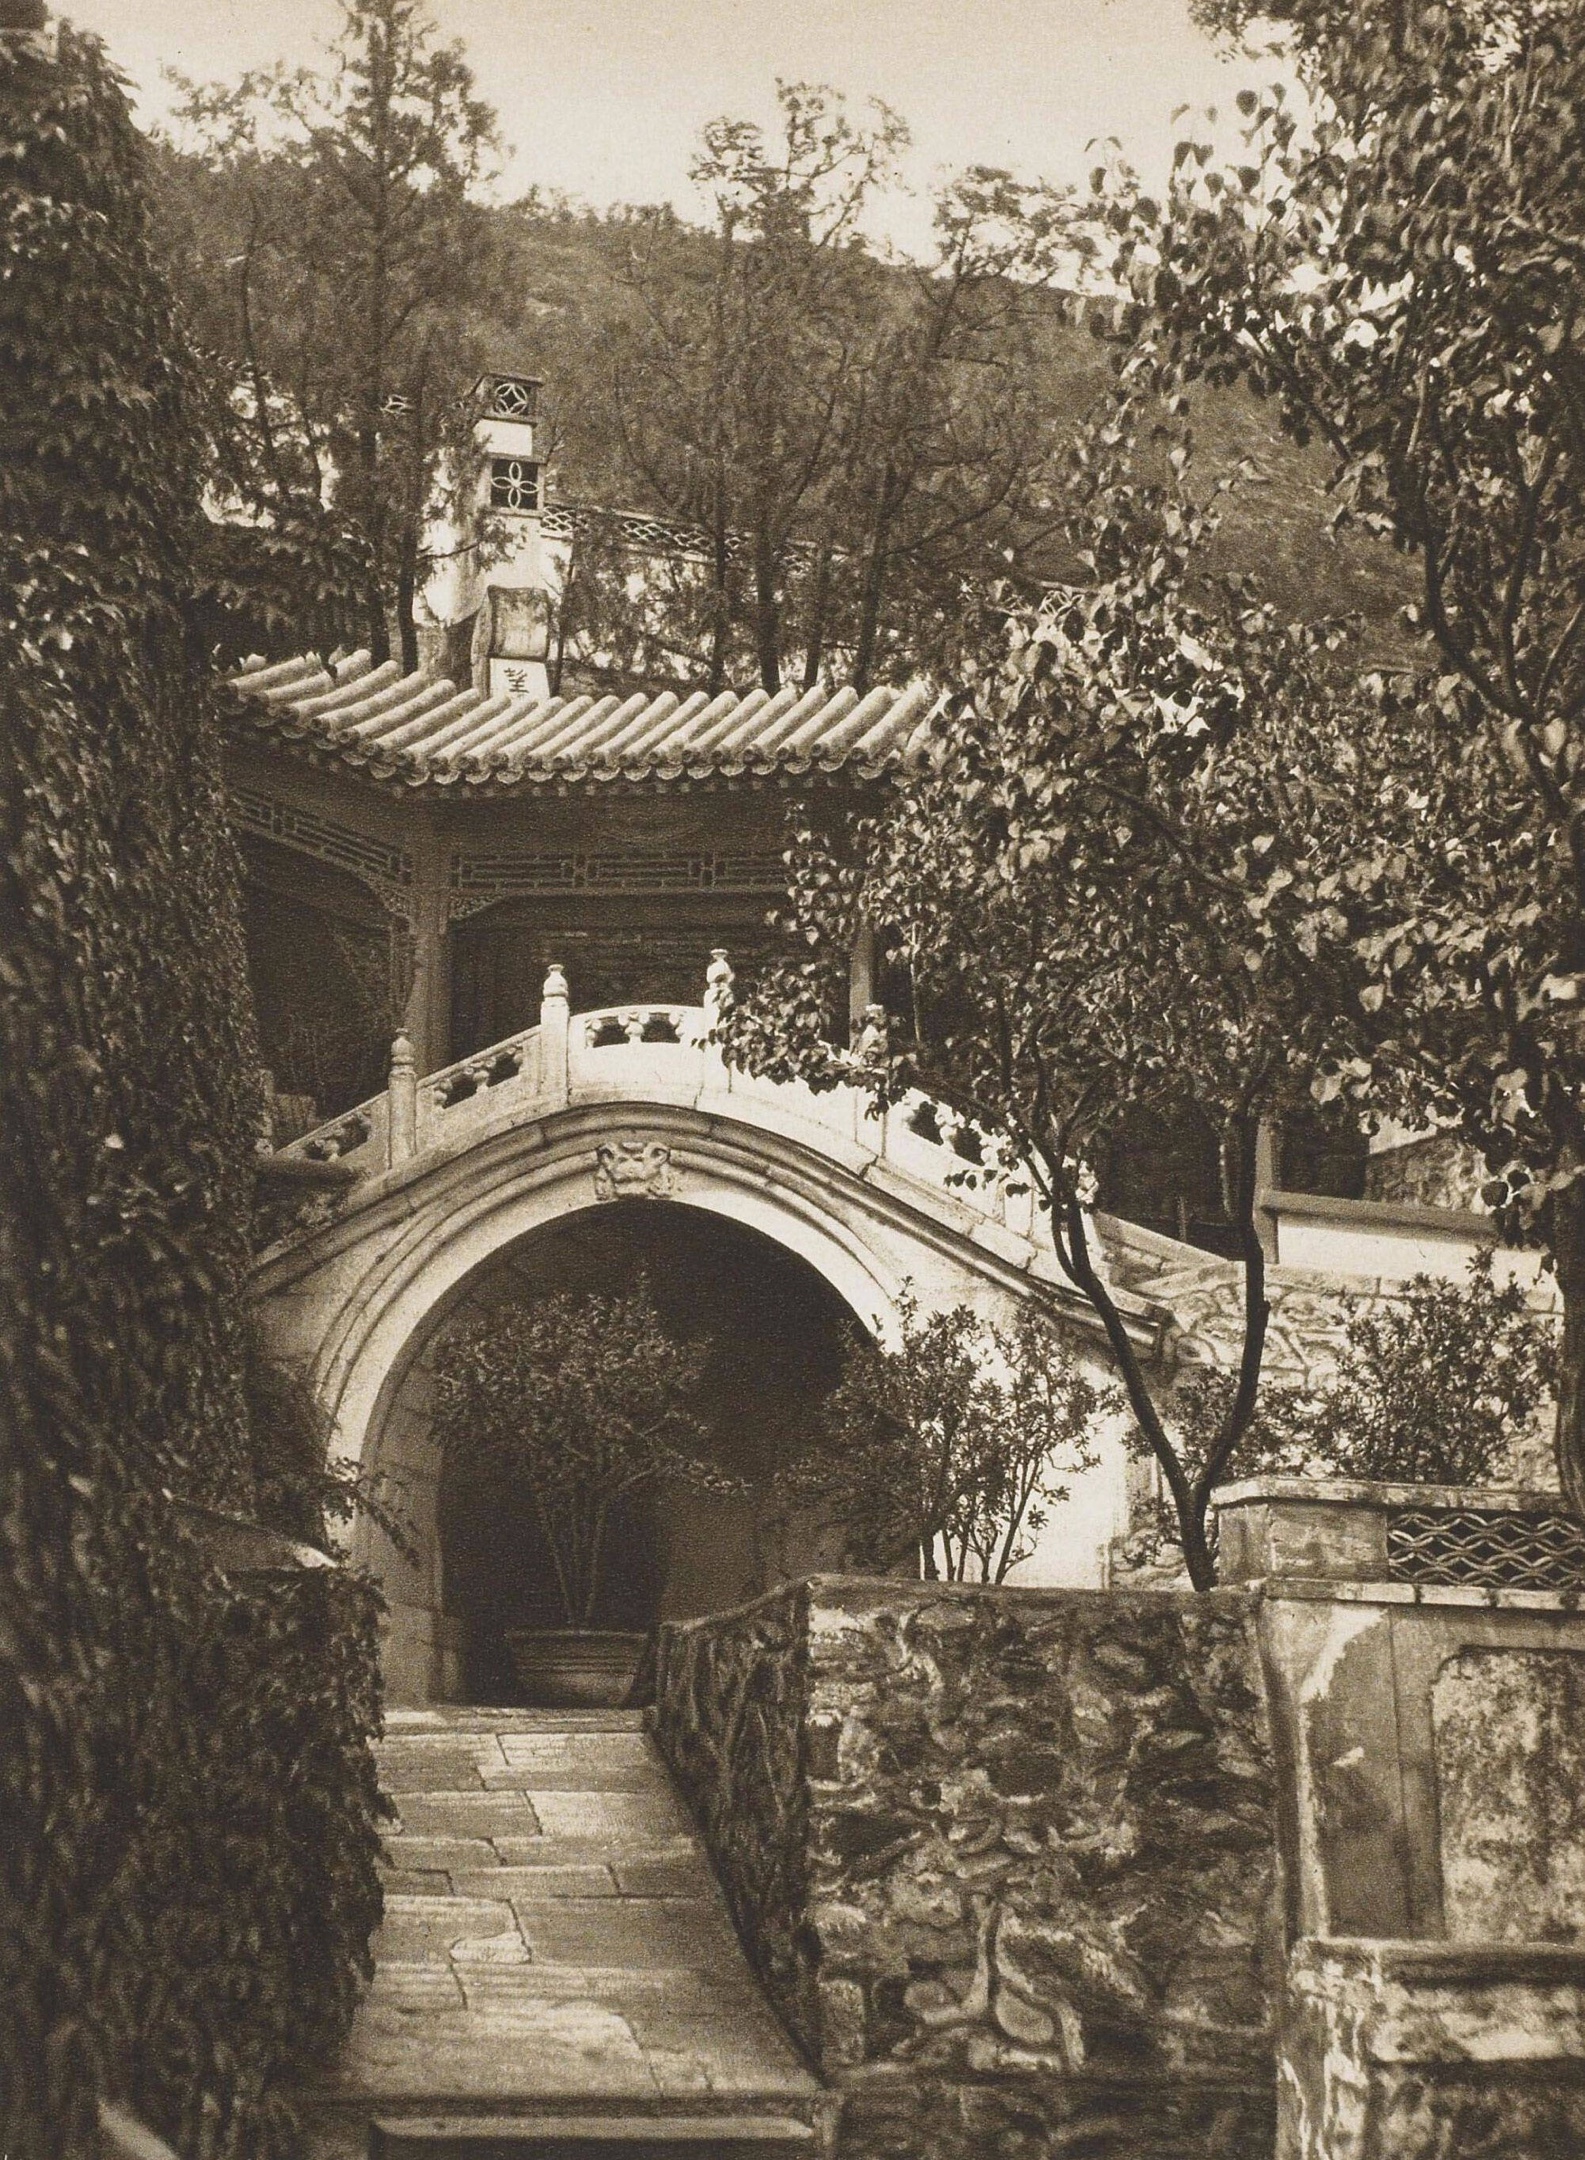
853, 488, 897, 694
1554, 1181, 1585, 1515
366, 581, 391, 666
708, 503, 731, 696
753, 526, 781, 693
396, 542, 418, 676
802, 544, 834, 691
1055, 1188, 1219, 1589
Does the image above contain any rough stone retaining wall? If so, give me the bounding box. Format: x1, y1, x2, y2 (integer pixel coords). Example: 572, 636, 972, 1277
656, 1577, 1281, 2160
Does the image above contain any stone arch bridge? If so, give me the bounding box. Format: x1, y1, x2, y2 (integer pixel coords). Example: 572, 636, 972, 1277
251, 965, 1154, 1699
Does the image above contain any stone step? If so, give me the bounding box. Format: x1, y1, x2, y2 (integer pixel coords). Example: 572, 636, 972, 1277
368, 2113, 817, 2158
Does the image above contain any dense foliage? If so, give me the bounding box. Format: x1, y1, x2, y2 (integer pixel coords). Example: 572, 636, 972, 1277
432, 1281, 735, 1628
581, 86, 1077, 694
159, 0, 505, 668
1088, 0, 1585, 1510
725, 387, 1372, 1586
777, 1295, 1105, 1583
0, 26, 382, 2151
153, 5, 1409, 691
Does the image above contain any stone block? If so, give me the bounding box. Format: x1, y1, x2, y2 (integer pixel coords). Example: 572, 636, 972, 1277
372, 1894, 525, 1967
388, 1790, 541, 1839
511, 1895, 742, 1971
1278, 1939, 1585, 2160
1433, 1647, 1585, 1943
450, 1865, 618, 1900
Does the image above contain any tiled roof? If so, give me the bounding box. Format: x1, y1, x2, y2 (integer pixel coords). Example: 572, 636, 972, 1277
226, 651, 936, 793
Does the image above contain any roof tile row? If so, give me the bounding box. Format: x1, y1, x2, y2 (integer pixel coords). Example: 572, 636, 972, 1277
228, 651, 935, 792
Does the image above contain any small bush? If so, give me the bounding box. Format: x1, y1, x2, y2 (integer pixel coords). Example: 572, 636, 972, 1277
777, 1293, 1107, 1582
433, 1280, 732, 1629
1127, 1257, 1557, 1564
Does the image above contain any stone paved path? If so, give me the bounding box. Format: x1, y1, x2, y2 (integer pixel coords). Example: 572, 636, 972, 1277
300, 1707, 820, 2156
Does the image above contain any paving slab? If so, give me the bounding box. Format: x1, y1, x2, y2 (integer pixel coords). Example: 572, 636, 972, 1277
381, 1836, 500, 1873
302, 1705, 819, 2155
451, 1866, 619, 1901
391, 1791, 543, 1839
609, 1857, 717, 1899
492, 1834, 698, 1867
525, 1791, 693, 1841
509, 1898, 743, 1972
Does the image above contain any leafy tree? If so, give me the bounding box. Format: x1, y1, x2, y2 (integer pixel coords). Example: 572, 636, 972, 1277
726, 389, 1370, 1588
157, 0, 502, 668
599, 82, 905, 694
825, 167, 1073, 691
431, 1281, 735, 1629
1084, 0, 1585, 1513
583, 86, 1073, 694
776, 1293, 1104, 1583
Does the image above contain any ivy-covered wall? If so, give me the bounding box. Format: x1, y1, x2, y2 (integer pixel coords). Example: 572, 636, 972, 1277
0, 24, 381, 2155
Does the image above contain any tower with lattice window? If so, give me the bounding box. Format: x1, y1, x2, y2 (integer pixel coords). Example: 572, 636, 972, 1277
420, 373, 554, 699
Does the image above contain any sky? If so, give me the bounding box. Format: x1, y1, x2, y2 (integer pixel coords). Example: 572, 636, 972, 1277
71, 0, 1273, 255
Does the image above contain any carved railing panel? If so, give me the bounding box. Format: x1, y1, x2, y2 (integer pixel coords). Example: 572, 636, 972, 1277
1388, 1506, 1585, 1591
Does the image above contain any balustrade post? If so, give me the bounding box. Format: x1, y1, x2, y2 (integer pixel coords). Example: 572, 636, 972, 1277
388, 1030, 417, 1165
538, 962, 570, 1108
701, 948, 732, 1091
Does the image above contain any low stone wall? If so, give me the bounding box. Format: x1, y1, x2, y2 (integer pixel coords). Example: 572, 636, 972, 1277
651, 1578, 818, 2048
658, 1541, 1585, 2158
1280, 1940, 1585, 2160
656, 1577, 1281, 2160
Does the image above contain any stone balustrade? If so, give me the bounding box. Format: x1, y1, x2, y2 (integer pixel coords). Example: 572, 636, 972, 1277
1215, 1474, 1585, 1595
275, 959, 1056, 1263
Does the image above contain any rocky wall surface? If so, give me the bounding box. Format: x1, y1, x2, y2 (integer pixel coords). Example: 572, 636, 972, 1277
653, 1581, 820, 2049
656, 1578, 1281, 2160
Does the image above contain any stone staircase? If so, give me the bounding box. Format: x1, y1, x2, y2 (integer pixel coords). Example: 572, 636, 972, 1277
299, 1707, 823, 2160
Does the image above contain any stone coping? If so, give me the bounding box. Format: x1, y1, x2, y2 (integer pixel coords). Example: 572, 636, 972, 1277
1263, 1577, 1585, 1612
171, 1498, 337, 1574
657, 1573, 1263, 1640
1216, 1475, 1566, 1512
1255, 1185, 1492, 1239
254, 1152, 361, 1188
1290, 1937, 1585, 1986
659, 1568, 1585, 1628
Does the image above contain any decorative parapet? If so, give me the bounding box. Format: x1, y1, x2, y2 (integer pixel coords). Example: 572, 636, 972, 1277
263, 961, 1154, 1345
1216, 1476, 1585, 1593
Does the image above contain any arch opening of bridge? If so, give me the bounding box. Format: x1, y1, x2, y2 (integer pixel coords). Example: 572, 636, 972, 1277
389, 1200, 856, 1703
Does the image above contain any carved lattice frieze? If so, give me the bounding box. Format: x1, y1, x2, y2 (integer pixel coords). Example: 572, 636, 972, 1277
233, 786, 414, 906
450, 847, 786, 907
1387, 1506, 1585, 1590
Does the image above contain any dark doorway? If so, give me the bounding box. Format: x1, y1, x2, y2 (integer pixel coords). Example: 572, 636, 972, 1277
435, 1202, 855, 1700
